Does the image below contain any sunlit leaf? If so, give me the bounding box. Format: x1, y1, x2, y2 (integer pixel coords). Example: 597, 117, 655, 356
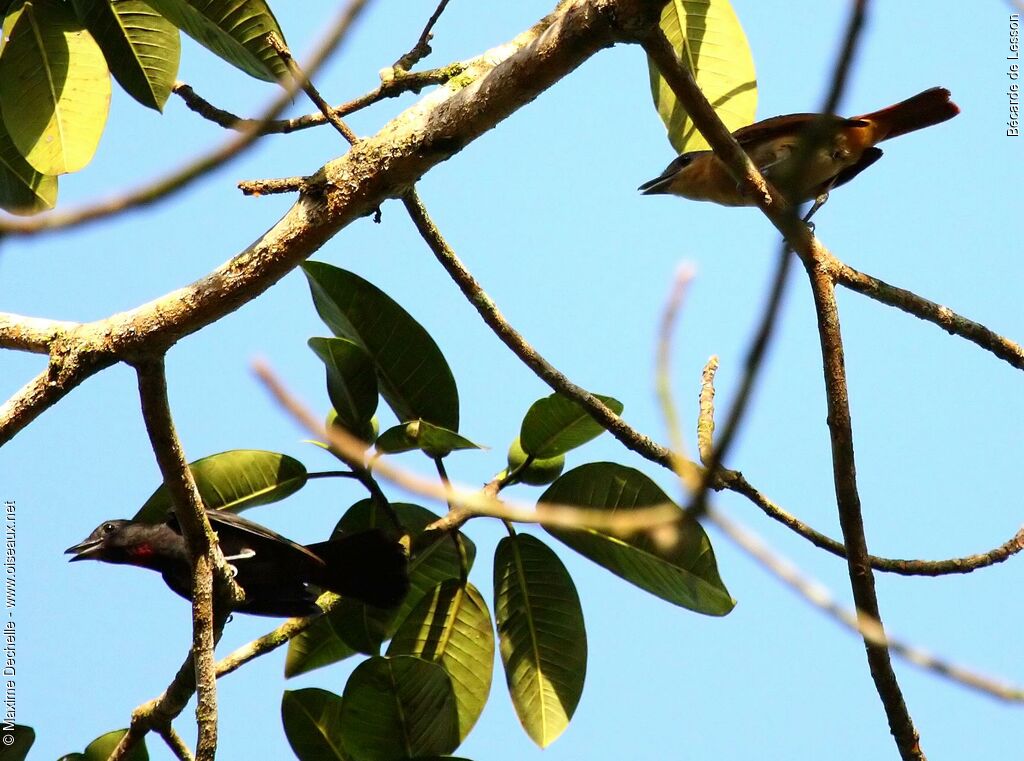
282, 688, 348, 761
285, 613, 357, 678
304, 262, 460, 431
71, 0, 180, 110
340, 656, 458, 761
388, 580, 494, 740
542, 463, 734, 615
493, 533, 586, 748
376, 420, 482, 458
648, 0, 757, 152
0, 0, 111, 174
73, 729, 148, 760
519, 392, 623, 458
142, 0, 286, 81
134, 449, 307, 523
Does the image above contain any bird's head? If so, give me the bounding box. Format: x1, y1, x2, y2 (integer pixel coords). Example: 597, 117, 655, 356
65, 519, 167, 566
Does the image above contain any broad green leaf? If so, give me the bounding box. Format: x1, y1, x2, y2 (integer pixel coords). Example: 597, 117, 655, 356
376, 420, 483, 458
3, 725, 35, 761
0, 0, 112, 174
282, 688, 348, 761
325, 501, 475, 655
340, 655, 459, 761
304, 262, 460, 431
78, 729, 148, 760
142, 0, 286, 82
71, 0, 180, 110
134, 449, 308, 523
388, 580, 494, 740
647, 0, 757, 152
310, 337, 379, 440
542, 463, 734, 616
493, 534, 586, 748
285, 613, 357, 678
0, 113, 56, 213
520, 392, 623, 458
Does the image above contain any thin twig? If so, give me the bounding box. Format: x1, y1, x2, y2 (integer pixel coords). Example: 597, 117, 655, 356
706, 506, 1024, 703
401, 188, 683, 473
158, 726, 195, 761
393, 0, 453, 71
173, 65, 464, 134
252, 360, 681, 535
0, 0, 371, 236
833, 263, 1024, 371
267, 33, 360, 145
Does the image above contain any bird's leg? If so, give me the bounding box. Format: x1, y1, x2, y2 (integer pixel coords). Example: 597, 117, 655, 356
802, 190, 830, 226
222, 549, 256, 562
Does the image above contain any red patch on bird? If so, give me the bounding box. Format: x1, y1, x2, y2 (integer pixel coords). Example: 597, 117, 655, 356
130, 543, 154, 558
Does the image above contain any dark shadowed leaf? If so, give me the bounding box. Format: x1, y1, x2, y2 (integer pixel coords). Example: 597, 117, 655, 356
282, 688, 348, 761
134, 449, 307, 522
0, 114, 56, 214
493, 534, 586, 748
285, 613, 357, 678
0, 0, 111, 174
340, 655, 458, 761
3, 725, 35, 761
325, 501, 476, 655
309, 337, 379, 438
376, 420, 482, 458
519, 392, 623, 458
303, 262, 460, 431
647, 0, 757, 153
142, 0, 286, 81
388, 580, 494, 740
542, 463, 734, 615
71, 0, 180, 110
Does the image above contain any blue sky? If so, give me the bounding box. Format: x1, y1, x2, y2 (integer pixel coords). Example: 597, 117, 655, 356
2, 1, 1022, 759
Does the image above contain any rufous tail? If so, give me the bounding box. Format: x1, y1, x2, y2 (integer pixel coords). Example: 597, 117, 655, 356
857, 87, 959, 141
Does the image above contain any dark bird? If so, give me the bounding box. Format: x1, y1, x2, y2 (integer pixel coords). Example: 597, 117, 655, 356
66, 510, 409, 617
639, 87, 959, 216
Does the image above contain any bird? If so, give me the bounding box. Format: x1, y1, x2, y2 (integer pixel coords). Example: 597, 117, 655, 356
639, 87, 959, 218
66, 509, 410, 617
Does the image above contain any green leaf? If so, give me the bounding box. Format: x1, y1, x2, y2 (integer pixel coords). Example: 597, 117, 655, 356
647, 0, 757, 152
310, 337, 379, 439
519, 392, 623, 458
376, 420, 483, 458
325, 501, 476, 655
493, 534, 586, 748
79, 729, 148, 760
134, 449, 308, 523
282, 688, 348, 761
285, 613, 357, 678
2, 725, 35, 761
71, 0, 180, 110
303, 262, 460, 431
340, 655, 459, 761
388, 580, 494, 741
142, 0, 286, 82
0, 0, 112, 174
542, 463, 734, 616
0, 112, 56, 214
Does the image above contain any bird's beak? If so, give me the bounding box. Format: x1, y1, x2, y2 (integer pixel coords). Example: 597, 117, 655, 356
65, 538, 103, 561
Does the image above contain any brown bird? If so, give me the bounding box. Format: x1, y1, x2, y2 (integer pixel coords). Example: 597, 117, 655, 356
639, 87, 959, 218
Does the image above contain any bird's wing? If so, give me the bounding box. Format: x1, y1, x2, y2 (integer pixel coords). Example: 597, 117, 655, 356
732, 113, 867, 146
166, 509, 325, 567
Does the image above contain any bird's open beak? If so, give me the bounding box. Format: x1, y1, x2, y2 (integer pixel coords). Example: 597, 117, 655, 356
65, 538, 103, 561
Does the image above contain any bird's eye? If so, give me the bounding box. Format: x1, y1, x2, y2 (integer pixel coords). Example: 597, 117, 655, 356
102, 522, 116, 534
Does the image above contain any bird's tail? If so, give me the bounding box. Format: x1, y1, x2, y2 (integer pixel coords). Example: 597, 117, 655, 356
857, 87, 959, 142
307, 529, 410, 608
